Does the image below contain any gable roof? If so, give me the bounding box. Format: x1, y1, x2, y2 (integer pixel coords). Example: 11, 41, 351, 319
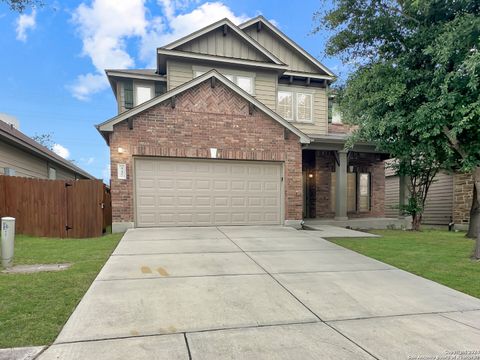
0, 120, 95, 179
161, 18, 285, 66
239, 16, 335, 77
96, 70, 310, 144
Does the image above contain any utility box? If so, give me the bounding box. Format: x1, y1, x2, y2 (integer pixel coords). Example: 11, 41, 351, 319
1, 217, 15, 268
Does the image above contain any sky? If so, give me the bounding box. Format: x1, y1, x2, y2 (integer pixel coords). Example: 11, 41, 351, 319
0, 0, 345, 182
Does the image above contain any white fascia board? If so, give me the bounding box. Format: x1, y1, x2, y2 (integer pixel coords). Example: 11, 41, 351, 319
106, 70, 167, 82
157, 49, 288, 71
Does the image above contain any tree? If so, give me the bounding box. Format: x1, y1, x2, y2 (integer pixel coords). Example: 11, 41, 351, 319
315, 1, 480, 254
1, 0, 42, 12
32, 132, 54, 150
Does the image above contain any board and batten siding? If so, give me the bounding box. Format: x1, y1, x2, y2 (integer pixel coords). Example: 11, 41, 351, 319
243, 26, 319, 73
384, 172, 454, 224
177, 28, 269, 62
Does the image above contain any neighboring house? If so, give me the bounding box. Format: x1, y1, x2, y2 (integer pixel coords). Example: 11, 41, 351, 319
0, 117, 94, 180
385, 167, 474, 229
96, 16, 388, 232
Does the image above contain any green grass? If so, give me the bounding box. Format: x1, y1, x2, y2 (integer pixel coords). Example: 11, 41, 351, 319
0, 233, 122, 348
330, 230, 480, 299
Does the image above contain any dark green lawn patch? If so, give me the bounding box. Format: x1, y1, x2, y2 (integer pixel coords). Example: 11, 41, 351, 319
0, 233, 122, 348
330, 230, 480, 299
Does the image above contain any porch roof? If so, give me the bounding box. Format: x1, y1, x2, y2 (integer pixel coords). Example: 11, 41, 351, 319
304, 134, 390, 157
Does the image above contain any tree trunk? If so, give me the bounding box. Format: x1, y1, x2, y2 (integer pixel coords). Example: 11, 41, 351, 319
473, 167, 480, 260
412, 213, 422, 231
466, 184, 479, 238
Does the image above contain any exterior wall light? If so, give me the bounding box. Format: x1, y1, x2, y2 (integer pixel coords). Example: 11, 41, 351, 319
118, 147, 126, 154
308, 173, 314, 178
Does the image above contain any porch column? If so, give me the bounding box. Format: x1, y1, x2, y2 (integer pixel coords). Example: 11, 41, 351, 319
335, 150, 348, 220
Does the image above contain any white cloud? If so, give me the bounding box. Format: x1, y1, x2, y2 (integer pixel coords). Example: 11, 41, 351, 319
16, 9, 36, 42
69, 0, 249, 99
139, 1, 249, 66
52, 144, 70, 159
68, 72, 108, 101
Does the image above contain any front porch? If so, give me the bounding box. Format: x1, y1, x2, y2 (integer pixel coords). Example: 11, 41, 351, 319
301, 141, 409, 229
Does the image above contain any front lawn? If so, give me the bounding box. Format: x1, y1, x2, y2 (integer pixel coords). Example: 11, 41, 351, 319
0, 233, 122, 348
330, 230, 480, 299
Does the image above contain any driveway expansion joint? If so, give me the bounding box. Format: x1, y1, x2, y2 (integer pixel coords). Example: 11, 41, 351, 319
325, 308, 480, 323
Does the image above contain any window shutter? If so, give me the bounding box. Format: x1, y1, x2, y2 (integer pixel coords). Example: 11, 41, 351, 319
124, 80, 133, 109
155, 82, 166, 97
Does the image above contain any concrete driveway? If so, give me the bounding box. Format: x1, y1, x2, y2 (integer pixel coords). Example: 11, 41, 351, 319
39, 226, 480, 359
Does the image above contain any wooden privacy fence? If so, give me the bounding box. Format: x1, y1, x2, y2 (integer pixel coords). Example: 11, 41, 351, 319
0, 175, 112, 238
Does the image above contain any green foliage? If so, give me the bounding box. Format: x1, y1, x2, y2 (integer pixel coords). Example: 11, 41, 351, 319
315, 0, 480, 173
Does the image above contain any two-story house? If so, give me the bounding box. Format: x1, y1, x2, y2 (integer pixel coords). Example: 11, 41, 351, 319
96, 16, 387, 232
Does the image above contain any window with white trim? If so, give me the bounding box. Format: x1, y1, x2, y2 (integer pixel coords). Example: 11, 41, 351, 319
277, 88, 314, 123
277, 91, 294, 120
135, 83, 154, 106
193, 69, 254, 94
296, 93, 312, 122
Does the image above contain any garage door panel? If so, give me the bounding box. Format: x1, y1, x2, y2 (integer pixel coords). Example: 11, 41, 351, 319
231, 180, 246, 191
157, 179, 174, 189
158, 196, 175, 206
135, 158, 282, 227
195, 179, 211, 190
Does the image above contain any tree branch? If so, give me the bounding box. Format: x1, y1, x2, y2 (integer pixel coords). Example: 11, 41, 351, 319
442, 126, 467, 159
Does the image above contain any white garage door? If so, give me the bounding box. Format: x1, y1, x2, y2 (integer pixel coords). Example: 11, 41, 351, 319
135, 158, 283, 227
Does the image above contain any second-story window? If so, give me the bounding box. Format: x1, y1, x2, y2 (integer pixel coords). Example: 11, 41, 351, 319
297, 93, 312, 122
277, 89, 313, 123
135, 83, 154, 106
236, 76, 253, 94
193, 70, 254, 95
277, 91, 293, 120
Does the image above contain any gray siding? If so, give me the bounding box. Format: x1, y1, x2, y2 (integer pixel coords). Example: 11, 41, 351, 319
0, 140, 79, 180
0, 140, 48, 178
56, 167, 77, 180
254, 71, 277, 110
243, 26, 319, 73
384, 172, 454, 225
423, 173, 453, 225
177, 28, 269, 62
385, 176, 399, 218
167, 60, 193, 91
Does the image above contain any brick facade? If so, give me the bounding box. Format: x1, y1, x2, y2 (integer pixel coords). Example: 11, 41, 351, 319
453, 173, 474, 226
303, 150, 385, 219
109, 80, 303, 226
